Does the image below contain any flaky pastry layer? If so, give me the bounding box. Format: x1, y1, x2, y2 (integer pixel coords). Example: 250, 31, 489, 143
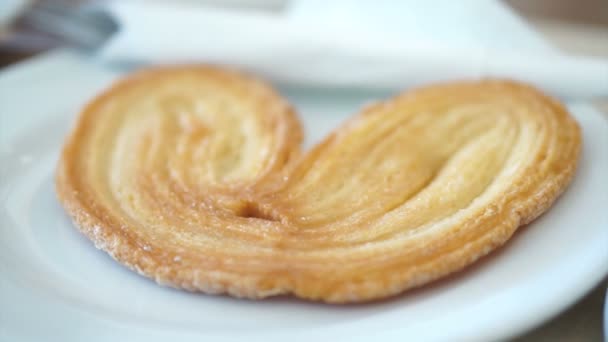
56, 67, 581, 302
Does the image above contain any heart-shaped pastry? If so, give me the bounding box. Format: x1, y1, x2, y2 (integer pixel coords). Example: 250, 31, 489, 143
56, 67, 580, 303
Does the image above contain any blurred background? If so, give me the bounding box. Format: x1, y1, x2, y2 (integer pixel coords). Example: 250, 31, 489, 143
1, 0, 606, 103
1, 0, 607, 64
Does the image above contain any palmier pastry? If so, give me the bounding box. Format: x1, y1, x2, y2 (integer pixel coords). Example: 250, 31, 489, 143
56, 67, 581, 303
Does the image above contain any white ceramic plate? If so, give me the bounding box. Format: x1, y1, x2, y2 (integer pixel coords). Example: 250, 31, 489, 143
1, 50, 607, 342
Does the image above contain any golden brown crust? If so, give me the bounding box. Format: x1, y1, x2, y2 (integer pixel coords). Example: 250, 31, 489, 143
56, 67, 581, 303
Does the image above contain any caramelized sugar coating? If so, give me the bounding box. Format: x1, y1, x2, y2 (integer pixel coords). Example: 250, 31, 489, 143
56, 67, 581, 302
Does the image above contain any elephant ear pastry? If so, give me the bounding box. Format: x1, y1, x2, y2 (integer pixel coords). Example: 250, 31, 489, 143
56, 67, 581, 303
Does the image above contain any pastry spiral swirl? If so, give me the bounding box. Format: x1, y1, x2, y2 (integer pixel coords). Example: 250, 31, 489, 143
56, 67, 580, 302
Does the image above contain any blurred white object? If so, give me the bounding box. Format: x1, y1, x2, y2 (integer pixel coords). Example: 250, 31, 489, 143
179, 0, 286, 10
97, 0, 608, 99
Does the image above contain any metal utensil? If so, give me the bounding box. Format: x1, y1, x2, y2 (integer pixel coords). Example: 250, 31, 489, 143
2, 0, 116, 52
